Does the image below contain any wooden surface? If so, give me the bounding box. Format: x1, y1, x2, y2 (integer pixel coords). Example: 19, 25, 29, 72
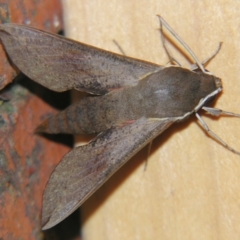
62, 1, 240, 239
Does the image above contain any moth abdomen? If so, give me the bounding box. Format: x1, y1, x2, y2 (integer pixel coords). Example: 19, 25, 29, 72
36, 110, 75, 134
36, 96, 114, 135
36, 105, 89, 134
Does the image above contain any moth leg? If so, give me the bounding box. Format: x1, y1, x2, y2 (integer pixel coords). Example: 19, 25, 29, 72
195, 112, 240, 155
113, 39, 126, 55
157, 15, 207, 74
143, 140, 153, 171
203, 106, 240, 118
190, 43, 222, 71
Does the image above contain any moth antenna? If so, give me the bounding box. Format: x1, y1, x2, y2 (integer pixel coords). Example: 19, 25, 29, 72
195, 112, 240, 155
157, 15, 207, 74
143, 140, 153, 171
158, 18, 182, 66
113, 39, 126, 56
190, 43, 222, 71
202, 42, 222, 66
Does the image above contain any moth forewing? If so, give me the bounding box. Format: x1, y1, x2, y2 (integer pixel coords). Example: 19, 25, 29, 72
41, 118, 175, 229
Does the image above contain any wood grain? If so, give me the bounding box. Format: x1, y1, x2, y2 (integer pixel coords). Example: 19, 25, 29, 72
62, 1, 240, 239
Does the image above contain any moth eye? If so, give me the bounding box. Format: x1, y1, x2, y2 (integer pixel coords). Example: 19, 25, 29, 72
203, 95, 216, 106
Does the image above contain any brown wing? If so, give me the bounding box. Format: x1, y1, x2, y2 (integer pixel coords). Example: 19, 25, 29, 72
41, 117, 176, 230
0, 24, 162, 94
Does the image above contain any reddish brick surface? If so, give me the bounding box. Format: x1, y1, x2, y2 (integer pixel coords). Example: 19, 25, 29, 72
0, 0, 63, 90
0, 1, 77, 239
0, 84, 72, 239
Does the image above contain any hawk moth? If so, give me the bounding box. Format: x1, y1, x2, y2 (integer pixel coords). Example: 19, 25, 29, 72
0, 16, 239, 230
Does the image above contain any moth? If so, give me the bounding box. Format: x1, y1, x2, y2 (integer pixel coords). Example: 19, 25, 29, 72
0, 16, 239, 230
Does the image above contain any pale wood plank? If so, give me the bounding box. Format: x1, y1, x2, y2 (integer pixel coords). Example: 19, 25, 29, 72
62, 1, 240, 239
